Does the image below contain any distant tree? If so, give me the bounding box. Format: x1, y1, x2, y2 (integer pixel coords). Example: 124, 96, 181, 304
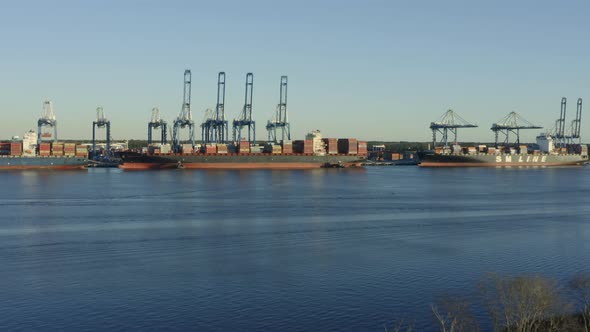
569, 273, 590, 332
383, 319, 413, 332
431, 295, 479, 332
478, 273, 566, 332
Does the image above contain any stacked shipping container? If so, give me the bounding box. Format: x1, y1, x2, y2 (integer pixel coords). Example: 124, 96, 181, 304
64, 143, 76, 156
52, 143, 64, 156
293, 140, 313, 154
357, 141, 367, 156
239, 141, 250, 153
0, 142, 11, 155
281, 140, 293, 154
322, 138, 338, 154
10, 142, 23, 156
39, 143, 51, 156
75, 145, 88, 157
337, 138, 357, 155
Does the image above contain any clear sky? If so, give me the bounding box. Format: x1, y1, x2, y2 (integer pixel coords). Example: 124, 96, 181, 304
0, 0, 588, 143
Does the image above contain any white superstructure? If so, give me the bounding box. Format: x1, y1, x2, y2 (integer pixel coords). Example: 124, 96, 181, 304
536, 132, 554, 153
22, 130, 37, 156
305, 130, 326, 155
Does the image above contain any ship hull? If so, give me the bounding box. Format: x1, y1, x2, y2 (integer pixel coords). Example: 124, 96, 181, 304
420, 153, 589, 167
119, 152, 364, 170
0, 156, 88, 170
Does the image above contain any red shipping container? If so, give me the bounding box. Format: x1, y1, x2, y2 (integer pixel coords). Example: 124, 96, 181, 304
323, 138, 338, 154
282, 144, 293, 154
39, 143, 51, 150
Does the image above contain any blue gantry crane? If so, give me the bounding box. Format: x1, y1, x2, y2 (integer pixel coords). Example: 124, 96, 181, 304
553, 97, 568, 148
202, 72, 229, 143
232, 73, 255, 143
266, 76, 290, 142
172, 70, 195, 152
566, 98, 583, 144
148, 107, 167, 145
92, 106, 111, 159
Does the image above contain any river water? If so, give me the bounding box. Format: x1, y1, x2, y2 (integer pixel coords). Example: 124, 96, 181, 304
1, 167, 589, 331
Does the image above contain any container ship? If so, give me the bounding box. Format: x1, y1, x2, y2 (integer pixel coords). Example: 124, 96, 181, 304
420, 138, 589, 167
0, 131, 88, 170
119, 131, 367, 170
420, 103, 588, 167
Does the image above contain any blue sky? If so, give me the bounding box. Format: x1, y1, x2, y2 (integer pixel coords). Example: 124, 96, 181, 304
0, 0, 588, 142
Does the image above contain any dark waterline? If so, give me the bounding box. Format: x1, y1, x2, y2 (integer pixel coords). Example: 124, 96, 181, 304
1, 167, 589, 331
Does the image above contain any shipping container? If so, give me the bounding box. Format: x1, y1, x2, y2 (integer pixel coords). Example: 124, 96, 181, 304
282, 143, 293, 154
181, 144, 193, 154
391, 153, 401, 161
337, 138, 357, 155
250, 145, 263, 153
357, 141, 368, 156
204, 145, 217, 154
216, 144, 228, 154
322, 138, 338, 154
10, 142, 23, 156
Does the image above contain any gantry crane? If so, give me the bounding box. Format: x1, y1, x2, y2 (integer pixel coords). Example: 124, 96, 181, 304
232, 73, 255, 143
430, 109, 477, 147
38, 100, 58, 143
554, 97, 568, 148
92, 107, 111, 158
148, 107, 167, 145
201, 72, 228, 143
491, 112, 542, 147
172, 70, 195, 152
266, 76, 290, 142
566, 98, 583, 144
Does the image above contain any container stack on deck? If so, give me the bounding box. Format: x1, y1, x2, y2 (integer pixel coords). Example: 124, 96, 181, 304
323, 138, 338, 155
281, 140, 293, 154
338, 138, 358, 155
293, 140, 313, 154
39, 143, 51, 156
216, 144, 228, 154
239, 141, 250, 153
75, 145, 88, 157
52, 143, 64, 156
10, 142, 23, 156
357, 141, 368, 156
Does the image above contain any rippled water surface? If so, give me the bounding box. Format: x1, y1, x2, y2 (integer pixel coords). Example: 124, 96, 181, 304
1, 167, 590, 331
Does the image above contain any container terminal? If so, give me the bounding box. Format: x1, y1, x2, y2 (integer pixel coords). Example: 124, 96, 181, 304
0, 70, 367, 170
0, 69, 587, 169
119, 70, 366, 169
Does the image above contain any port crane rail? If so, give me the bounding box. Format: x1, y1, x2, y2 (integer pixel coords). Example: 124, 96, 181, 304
430, 109, 477, 148
266, 76, 290, 143
491, 111, 542, 147
38, 100, 58, 143
232, 73, 256, 143
148, 107, 167, 145
172, 70, 195, 152
92, 106, 111, 158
